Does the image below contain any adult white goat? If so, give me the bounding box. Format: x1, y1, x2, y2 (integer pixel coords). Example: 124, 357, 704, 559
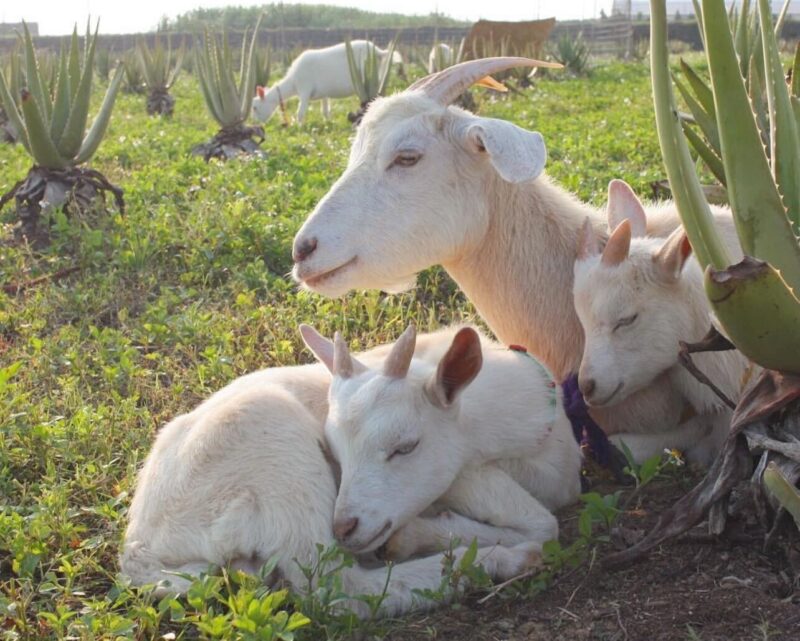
291, 57, 728, 454
428, 43, 454, 73
572, 180, 749, 465
252, 40, 402, 124
120, 324, 579, 617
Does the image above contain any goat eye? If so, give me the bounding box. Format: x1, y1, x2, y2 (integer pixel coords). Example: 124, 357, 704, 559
391, 152, 421, 168
613, 314, 639, 332
387, 439, 420, 460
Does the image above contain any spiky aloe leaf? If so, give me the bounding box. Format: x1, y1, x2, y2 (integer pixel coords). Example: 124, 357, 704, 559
59, 21, 100, 160
680, 60, 715, 119
377, 37, 398, 96
22, 22, 51, 125
674, 75, 719, 152
758, 0, 800, 228
701, 0, 800, 294
345, 39, 368, 103
196, 49, 224, 124
792, 42, 800, 99
68, 27, 80, 101
167, 44, 185, 89
19, 90, 68, 169
0, 66, 30, 152
705, 258, 800, 374
74, 63, 124, 164
680, 120, 726, 185
50, 47, 72, 144
238, 15, 262, 120
216, 32, 239, 124
763, 461, 800, 530
650, 0, 731, 270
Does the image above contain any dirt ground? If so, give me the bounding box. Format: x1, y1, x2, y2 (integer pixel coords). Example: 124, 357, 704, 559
388, 472, 800, 641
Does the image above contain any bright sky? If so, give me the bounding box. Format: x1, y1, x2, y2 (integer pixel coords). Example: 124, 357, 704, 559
1, 1, 617, 36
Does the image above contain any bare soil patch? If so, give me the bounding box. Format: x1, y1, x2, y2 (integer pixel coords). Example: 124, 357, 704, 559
389, 473, 800, 641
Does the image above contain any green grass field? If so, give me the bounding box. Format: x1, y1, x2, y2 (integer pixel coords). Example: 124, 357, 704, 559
0, 61, 667, 639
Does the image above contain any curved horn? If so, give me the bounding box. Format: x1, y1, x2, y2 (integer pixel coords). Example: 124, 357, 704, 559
408, 57, 563, 106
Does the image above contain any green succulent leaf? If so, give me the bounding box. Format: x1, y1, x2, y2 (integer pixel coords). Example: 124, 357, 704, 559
701, 0, 800, 293
59, 20, 100, 159
22, 21, 52, 125
20, 90, 68, 169
75, 63, 124, 164
758, 0, 800, 229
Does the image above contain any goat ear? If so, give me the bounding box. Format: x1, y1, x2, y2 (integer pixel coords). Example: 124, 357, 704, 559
256, 85, 266, 99
601, 219, 632, 267
607, 179, 647, 238
654, 227, 692, 281
426, 327, 483, 408
300, 324, 335, 372
576, 217, 600, 261
384, 324, 417, 379
464, 118, 546, 184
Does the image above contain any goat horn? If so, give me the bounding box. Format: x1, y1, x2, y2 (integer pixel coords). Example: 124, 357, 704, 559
408, 57, 563, 106
384, 324, 417, 379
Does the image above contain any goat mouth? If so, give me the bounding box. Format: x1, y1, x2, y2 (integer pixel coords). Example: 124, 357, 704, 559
351, 519, 393, 553
298, 257, 358, 289
587, 382, 624, 407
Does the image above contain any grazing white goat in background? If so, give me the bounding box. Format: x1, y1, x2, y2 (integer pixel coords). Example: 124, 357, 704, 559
572, 180, 750, 464
427, 43, 454, 73
252, 40, 402, 124
291, 56, 733, 448
121, 324, 579, 617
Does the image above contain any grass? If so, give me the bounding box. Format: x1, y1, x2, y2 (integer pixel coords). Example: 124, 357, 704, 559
0, 60, 665, 639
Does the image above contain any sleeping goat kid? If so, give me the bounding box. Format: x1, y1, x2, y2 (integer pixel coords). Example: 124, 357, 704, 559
572, 180, 750, 465
253, 40, 402, 124
121, 324, 580, 617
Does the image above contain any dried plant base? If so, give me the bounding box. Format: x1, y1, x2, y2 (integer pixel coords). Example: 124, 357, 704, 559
604, 366, 800, 569
0, 166, 125, 246
146, 90, 176, 117
191, 125, 266, 162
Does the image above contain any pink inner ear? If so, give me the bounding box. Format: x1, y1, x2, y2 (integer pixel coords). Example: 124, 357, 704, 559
256, 85, 266, 99
607, 179, 647, 237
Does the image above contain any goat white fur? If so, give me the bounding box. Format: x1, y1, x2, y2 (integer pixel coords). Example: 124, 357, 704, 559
121, 325, 580, 617
572, 180, 750, 464
427, 43, 454, 74
252, 40, 402, 124
291, 87, 731, 443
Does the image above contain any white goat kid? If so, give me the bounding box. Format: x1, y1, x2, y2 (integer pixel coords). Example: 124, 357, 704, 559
121, 325, 575, 617
572, 180, 749, 464
253, 40, 401, 124
305, 324, 581, 562
427, 43, 454, 73
291, 57, 701, 441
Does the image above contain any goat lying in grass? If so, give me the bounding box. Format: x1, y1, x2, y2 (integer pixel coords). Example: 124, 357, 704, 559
121, 324, 580, 617
252, 40, 402, 124
572, 180, 750, 465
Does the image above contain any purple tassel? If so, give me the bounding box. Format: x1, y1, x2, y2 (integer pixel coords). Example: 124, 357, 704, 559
561, 373, 612, 467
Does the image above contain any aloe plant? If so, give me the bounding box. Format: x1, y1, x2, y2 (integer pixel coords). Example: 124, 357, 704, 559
345, 36, 397, 125
0, 22, 125, 242
137, 35, 184, 116
122, 51, 145, 95
551, 32, 591, 76
192, 16, 264, 161
675, 0, 793, 192
603, 0, 800, 568
95, 46, 112, 82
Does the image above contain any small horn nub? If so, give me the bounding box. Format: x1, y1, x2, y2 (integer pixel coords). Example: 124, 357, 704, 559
408, 57, 563, 106
383, 324, 417, 379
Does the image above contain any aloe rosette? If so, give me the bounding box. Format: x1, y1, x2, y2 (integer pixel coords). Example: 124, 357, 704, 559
345, 36, 398, 125
0, 21, 124, 240
192, 15, 265, 161
137, 35, 184, 116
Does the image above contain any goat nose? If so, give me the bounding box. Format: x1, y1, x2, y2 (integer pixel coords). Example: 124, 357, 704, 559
293, 237, 318, 263
333, 517, 359, 542
579, 377, 596, 399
